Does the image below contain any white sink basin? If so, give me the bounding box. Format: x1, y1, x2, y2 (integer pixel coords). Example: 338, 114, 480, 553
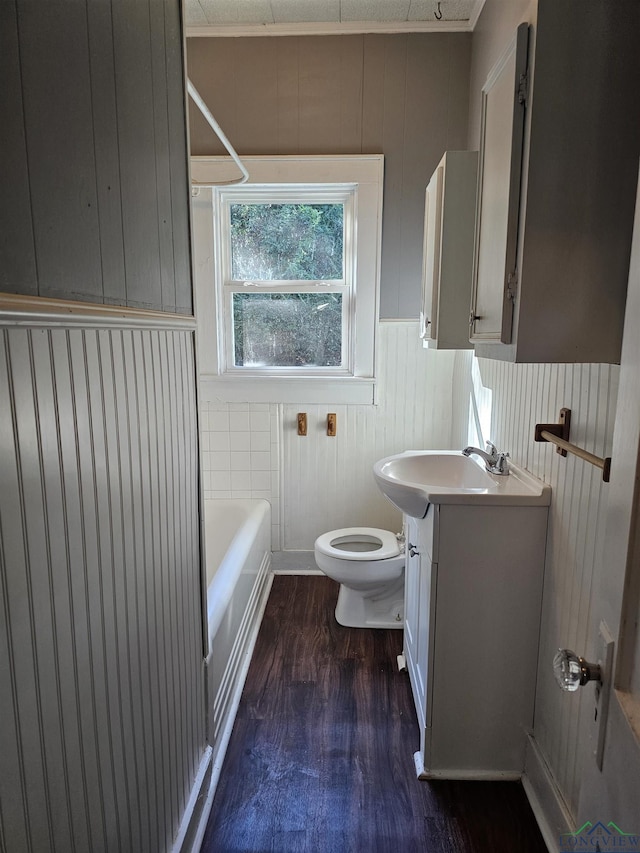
373, 450, 551, 517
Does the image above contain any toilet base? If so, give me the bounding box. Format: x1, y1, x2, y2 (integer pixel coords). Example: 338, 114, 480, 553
334, 581, 404, 629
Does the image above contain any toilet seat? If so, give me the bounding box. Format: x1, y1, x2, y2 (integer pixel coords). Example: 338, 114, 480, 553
314, 527, 401, 562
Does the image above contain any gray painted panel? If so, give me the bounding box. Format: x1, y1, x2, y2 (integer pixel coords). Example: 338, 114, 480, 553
18, 3, 103, 301
120, 329, 162, 853
0, 325, 203, 851
86, 1, 127, 304
378, 37, 408, 318
3, 0, 192, 315
165, 0, 194, 315
149, 4, 179, 311
0, 332, 34, 851
0, 2, 37, 295
235, 39, 280, 154
111, 1, 162, 310
186, 33, 471, 319
51, 330, 110, 851
298, 38, 347, 154
361, 35, 386, 152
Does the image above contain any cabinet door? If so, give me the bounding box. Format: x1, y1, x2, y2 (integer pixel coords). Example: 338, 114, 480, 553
470, 23, 528, 345
419, 165, 443, 342
404, 516, 425, 728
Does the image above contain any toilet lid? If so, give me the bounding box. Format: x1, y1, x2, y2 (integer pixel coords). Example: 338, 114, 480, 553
314, 527, 401, 561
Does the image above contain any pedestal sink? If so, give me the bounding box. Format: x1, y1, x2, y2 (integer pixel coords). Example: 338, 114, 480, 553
373, 450, 551, 517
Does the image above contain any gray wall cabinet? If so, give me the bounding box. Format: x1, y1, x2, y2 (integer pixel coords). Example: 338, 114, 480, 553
471, 1, 640, 364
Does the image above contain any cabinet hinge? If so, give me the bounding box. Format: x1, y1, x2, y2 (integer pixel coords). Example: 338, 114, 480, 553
517, 71, 529, 107
506, 270, 518, 302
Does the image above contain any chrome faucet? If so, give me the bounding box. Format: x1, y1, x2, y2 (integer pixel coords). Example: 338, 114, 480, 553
462, 441, 510, 475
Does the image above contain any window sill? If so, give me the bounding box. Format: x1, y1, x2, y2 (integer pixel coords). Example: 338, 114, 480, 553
199, 374, 376, 405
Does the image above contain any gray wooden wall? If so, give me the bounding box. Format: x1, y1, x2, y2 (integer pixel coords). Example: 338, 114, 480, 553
1, 1, 205, 850
187, 34, 471, 319
0, 325, 204, 853
1, 0, 192, 314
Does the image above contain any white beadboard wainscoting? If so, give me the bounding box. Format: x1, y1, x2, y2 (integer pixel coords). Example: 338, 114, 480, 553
0, 323, 205, 853
451, 351, 619, 822
199, 322, 462, 553
282, 323, 458, 549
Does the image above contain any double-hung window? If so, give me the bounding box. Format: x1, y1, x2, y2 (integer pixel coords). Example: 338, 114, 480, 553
192, 156, 384, 403
220, 186, 354, 374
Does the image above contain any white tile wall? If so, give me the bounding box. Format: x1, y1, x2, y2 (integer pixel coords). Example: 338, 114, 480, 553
201, 401, 281, 548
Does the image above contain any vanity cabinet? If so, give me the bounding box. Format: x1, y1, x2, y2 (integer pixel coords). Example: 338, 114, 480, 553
403, 502, 548, 778
420, 151, 477, 350
470, 1, 640, 363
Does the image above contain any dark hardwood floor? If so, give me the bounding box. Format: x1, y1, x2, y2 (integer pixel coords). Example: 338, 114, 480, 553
201, 576, 548, 853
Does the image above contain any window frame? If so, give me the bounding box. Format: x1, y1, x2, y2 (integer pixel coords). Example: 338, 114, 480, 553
191, 155, 384, 404
218, 185, 356, 376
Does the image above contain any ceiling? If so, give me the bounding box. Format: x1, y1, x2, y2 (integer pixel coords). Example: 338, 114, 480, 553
184, 0, 484, 36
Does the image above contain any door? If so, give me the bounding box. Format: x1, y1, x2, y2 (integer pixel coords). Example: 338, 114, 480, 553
470, 23, 528, 345
420, 165, 443, 343
575, 181, 640, 830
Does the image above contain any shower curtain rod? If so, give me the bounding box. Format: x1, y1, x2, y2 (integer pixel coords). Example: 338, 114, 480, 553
187, 78, 249, 186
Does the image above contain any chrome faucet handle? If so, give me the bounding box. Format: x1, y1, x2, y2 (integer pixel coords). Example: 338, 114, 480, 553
494, 451, 510, 474
485, 440, 498, 459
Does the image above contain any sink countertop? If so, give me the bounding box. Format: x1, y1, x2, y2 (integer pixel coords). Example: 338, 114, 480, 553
373, 450, 552, 517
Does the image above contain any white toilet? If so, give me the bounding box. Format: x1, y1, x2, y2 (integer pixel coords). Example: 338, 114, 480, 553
314, 527, 405, 629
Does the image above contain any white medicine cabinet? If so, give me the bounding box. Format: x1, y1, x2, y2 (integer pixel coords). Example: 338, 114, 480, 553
470, 2, 640, 364
420, 151, 478, 350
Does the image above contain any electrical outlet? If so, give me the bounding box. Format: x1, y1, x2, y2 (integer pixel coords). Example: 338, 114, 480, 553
594, 621, 614, 771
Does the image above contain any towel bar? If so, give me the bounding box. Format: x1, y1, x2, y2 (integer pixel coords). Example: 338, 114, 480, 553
534, 408, 611, 482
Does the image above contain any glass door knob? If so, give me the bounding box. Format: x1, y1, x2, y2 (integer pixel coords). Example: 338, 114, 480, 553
553, 649, 602, 692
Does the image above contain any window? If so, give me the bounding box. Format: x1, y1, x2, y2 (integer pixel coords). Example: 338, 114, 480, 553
192, 156, 384, 404
221, 190, 352, 373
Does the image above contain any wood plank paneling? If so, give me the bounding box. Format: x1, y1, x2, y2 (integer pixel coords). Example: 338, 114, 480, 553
2, 0, 193, 315
449, 356, 619, 817
0, 325, 204, 853
0, 1, 38, 295
186, 32, 472, 319
86, 0, 127, 305
18, 1, 103, 302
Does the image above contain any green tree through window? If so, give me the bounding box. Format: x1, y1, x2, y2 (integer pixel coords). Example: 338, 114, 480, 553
233, 292, 342, 367
230, 203, 344, 281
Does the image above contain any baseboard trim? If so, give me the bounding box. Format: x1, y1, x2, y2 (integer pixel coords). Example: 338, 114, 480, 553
190, 571, 274, 851
412, 750, 521, 781
171, 746, 213, 853
271, 550, 322, 574
522, 735, 573, 853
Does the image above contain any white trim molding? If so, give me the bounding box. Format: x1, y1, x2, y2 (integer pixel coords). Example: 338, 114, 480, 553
187, 20, 471, 39
185, 2, 486, 38
522, 735, 573, 853
0, 293, 197, 330
192, 155, 383, 405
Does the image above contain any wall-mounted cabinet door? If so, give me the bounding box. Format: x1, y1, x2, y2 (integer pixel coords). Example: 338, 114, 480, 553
470, 23, 529, 345
419, 151, 478, 350
420, 165, 444, 343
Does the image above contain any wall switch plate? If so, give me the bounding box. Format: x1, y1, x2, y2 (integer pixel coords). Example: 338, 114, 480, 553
594, 620, 614, 771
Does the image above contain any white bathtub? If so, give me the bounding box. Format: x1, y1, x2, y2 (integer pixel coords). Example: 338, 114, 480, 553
203, 499, 272, 789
